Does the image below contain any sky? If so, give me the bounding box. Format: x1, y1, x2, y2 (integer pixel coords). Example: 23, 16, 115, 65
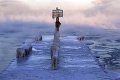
0, 0, 120, 29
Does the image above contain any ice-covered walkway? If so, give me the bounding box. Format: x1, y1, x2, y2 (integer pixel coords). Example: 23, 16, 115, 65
0, 36, 112, 80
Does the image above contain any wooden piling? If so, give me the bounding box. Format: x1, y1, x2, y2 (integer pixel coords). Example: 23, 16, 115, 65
16, 34, 42, 58
16, 43, 32, 58
33, 34, 42, 41
50, 31, 60, 70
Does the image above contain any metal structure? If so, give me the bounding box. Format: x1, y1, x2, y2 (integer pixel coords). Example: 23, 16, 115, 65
52, 7, 63, 31
52, 7, 63, 19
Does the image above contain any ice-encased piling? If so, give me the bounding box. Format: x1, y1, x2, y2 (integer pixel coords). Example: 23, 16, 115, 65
34, 34, 42, 41
50, 7, 62, 70
16, 34, 42, 58
50, 31, 60, 70
16, 43, 32, 58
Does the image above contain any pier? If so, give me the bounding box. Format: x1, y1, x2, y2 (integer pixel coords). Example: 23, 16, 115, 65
0, 8, 113, 80
0, 35, 113, 80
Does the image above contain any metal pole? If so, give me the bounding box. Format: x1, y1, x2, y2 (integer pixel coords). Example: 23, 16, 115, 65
55, 17, 61, 31
56, 17, 59, 22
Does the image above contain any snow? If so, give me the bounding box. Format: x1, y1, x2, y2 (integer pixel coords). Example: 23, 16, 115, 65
0, 36, 113, 80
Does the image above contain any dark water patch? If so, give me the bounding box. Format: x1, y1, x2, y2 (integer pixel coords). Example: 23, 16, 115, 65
94, 45, 107, 49
102, 49, 120, 70
110, 49, 120, 60
0, 36, 9, 39
115, 39, 120, 43
89, 37, 120, 73
106, 39, 112, 42
115, 78, 120, 80
0, 33, 4, 36
98, 43, 107, 46
86, 36, 101, 40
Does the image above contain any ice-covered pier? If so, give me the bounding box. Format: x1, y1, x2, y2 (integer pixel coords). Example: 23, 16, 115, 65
0, 35, 113, 80
0, 8, 112, 80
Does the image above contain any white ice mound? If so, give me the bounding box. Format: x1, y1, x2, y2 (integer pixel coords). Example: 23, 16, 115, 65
82, 40, 94, 45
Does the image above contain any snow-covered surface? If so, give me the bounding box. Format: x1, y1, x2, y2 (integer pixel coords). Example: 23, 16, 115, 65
0, 36, 113, 80
80, 40, 94, 45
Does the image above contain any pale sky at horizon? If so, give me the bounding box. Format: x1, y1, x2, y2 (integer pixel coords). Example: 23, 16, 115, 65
0, 0, 120, 29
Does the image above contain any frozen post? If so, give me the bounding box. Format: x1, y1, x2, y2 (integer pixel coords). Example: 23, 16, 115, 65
51, 7, 63, 70
52, 7, 63, 31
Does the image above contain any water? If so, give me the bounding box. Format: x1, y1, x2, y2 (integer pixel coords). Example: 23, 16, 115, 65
89, 30, 120, 71
0, 0, 120, 78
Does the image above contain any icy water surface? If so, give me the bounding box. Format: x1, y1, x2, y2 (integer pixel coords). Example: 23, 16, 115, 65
85, 30, 120, 79
88, 30, 120, 71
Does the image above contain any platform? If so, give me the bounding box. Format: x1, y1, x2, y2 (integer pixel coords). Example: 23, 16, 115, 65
0, 36, 113, 80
